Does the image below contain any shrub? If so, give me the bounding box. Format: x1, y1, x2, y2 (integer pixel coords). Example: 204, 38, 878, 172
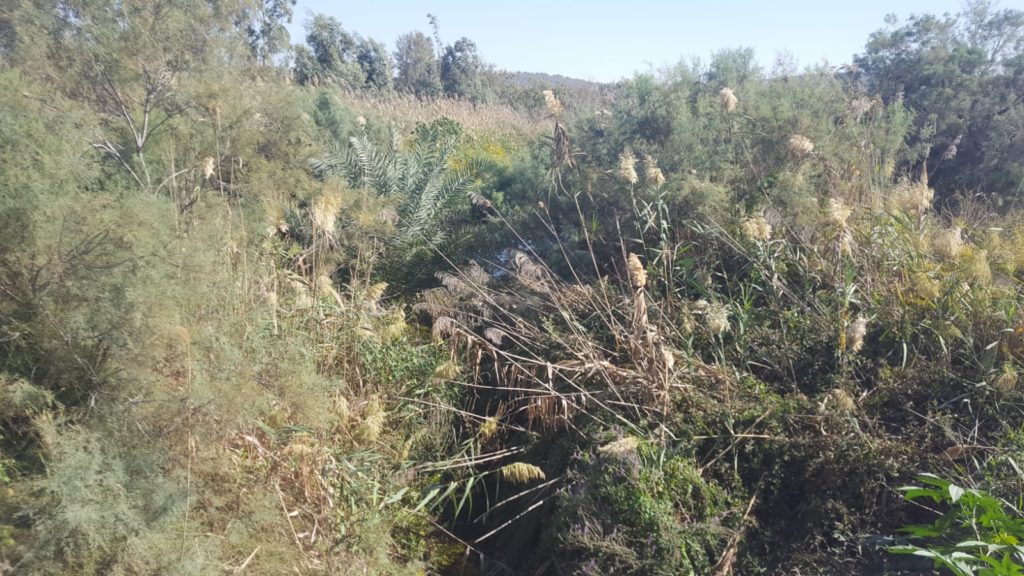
890, 474, 1024, 576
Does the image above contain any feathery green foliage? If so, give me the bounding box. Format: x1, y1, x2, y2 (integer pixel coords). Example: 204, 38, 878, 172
2, 1, 1024, 574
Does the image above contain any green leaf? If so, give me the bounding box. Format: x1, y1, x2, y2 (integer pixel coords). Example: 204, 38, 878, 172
918, 473, 950, 487
900, 487, 945, 501
414, 486, 440, 512
955, 540, 993, 549
379, 486, 409, 509
899, 525, 943, 537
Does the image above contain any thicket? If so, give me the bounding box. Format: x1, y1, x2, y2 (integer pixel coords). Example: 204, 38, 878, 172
1, 1, 1023, 575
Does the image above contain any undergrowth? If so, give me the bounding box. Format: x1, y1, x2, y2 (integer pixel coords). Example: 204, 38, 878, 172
2, 3, 1024, 575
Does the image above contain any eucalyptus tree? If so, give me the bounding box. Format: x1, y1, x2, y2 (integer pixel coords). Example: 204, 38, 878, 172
394, 30, 441, 98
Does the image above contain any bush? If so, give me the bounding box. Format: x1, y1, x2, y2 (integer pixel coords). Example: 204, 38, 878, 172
890, 474, 1024, 575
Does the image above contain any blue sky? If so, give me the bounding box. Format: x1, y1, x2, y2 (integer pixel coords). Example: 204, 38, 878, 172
287, 0, 971, 82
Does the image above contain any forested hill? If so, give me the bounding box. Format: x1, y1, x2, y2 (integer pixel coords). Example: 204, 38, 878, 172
1, 1, 1024, 575
494, 70, 604, 90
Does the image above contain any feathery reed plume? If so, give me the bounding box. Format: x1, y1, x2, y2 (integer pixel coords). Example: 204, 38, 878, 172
826, 198, 851, 227
741, 215, 772, 242
967, 249, 992, 285
311, 190, 344, 239
464, 262, 491, 286
846, 316, 867, 354
431, 317, 459, 340
355, 115, 367, 128
551, 120, 575, 172
599, 436, 640, 460
821, 388, 856, 414
479, 417, 499, 441
659, 346, 675, 372
618, 148, 638, 185
437, 271, 472, 297
355, 397, 385, 443
264, 204, 289, 236
942, 134, 963, 161
201, 156, 216, 180
932, 226, 963, 260
849, 96, 875, 120
365, 282, 388, 304
513, 250, 547, 289
433, 360, 461, 382
911, 272, 941, 301
543, 89, 564, 117
381, 308, 408, 341
469, 192, 495, 215
627, 253, 651, 331
719, 87, 738, 112
484, 327, 508, 345
500, 462, 545, 485
332, 394, 350, 427
289, 278, 313, 308
626, 253, 647, 289
995, 363, 1018, 393
891, 175, 934, 215
316, 274, 345, 307
825, 198, 854, 256
787, 135, 814, 158
706, 303, 731, 336
643, 154, 666, 188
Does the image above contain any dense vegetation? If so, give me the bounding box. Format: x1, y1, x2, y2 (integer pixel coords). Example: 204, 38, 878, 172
1, 1, 1024, 574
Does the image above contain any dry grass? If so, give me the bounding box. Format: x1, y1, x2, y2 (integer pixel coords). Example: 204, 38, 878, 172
334, 91, 547, 139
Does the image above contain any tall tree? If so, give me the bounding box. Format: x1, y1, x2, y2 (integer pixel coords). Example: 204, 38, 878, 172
292, 44, 321, 85
244, 0, 296, 65
440, 37, 484, 101
856, 1, 1024, 198
394, 31, 440, 98
356, 37, 393, 91
705, 47, 761, 87
301, 14, 364, 87
23, 0, 256, 192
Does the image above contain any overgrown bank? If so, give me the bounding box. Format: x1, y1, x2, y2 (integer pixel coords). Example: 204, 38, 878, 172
1, 1, 1024, 575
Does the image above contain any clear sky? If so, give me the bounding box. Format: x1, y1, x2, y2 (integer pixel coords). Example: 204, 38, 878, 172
287, 0, 973, 82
